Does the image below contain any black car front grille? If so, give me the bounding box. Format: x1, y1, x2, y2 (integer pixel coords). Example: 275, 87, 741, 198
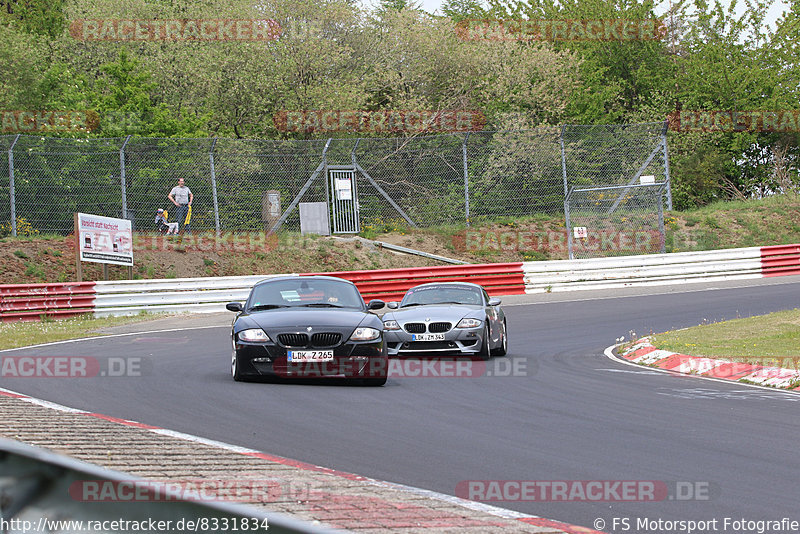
404, 323, 426, 333
428, 322, 452, 333
311, 332, 341, 347
277, 333, 309, 347
402, 341, 458, 350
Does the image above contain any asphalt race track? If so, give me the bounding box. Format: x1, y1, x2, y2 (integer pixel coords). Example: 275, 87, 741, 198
4, 279, 800, 532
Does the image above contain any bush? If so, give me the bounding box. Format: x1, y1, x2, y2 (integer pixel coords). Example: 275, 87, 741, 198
0, 217, 39, 238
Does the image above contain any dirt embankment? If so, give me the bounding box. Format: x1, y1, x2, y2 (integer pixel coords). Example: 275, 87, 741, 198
1, 232, 453, 285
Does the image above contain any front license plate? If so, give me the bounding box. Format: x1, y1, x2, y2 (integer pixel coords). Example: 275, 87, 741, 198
287, 350, 334, 362
412, 333, 445, 341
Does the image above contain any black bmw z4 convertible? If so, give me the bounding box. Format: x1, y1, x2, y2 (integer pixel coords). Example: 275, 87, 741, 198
226, 276, 387, 386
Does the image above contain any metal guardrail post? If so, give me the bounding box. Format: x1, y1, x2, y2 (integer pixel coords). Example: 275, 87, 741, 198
8, 134, 20, 236
120, 135, 131, 219
462, 132, 470, 227
209, 137, 220, 237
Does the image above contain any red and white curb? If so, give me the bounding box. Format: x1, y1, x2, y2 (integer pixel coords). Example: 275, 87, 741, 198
610, 338, 800, 391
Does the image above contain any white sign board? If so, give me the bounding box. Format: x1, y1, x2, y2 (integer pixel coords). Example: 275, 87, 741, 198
77, 213, 133, 266
573, 226, 588, 239
639, 175, 656, 185
335, 177, 352, 200
268, 193, 280, 216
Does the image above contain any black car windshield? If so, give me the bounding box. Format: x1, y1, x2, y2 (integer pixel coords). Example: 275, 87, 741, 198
400, 286, 483, 307
248, 279, 364, 309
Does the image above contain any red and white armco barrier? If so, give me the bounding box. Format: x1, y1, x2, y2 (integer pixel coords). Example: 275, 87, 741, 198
523, 244, 800, 293
0, 282, 97, 322
1, 245, 798, 321
305, 263, 525, 302
761, 244, 800, 277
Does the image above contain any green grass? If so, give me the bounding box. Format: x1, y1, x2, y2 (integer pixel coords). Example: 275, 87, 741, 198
23, 261, 46, 280
0, 313, 170, 351
649, 309, 800, 364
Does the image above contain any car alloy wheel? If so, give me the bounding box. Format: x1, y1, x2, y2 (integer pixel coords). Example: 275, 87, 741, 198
478, 324, 491, 360
492, 319, 507, 357
231, 350, 243, 382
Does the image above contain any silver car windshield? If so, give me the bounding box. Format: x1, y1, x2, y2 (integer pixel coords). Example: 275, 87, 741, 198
400, 286, 483, 307
249, 279, 364, 309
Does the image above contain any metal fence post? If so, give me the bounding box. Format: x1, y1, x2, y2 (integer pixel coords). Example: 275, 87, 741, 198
209, 138, 220, 237
559, 125, 573, 259
462, 132, 471, 227
120, 135, 131, 219
662, 122, 673, 210
564, 187, 574, 260
351, 138, 360, 167
658, 186, 666, 253
323, 138, 331, 211
8, 134, 20, 236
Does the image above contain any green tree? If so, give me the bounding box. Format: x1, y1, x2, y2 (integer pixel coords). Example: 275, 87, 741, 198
90, 50, 207, 137
441, 0, 487, 20
0, 0, 66, 38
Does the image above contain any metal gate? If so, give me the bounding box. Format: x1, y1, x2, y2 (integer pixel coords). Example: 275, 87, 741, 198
565, 181, 667, 260
328, 166, 360, 233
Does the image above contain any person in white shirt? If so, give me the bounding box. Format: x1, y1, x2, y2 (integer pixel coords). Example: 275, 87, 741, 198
168, 177, 193, 233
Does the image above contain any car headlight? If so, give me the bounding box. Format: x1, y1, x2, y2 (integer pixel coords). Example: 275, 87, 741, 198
350, 327, 381, 341
456, 318, 482, 329
383, 320, 400, 331
238, 328, 271, 342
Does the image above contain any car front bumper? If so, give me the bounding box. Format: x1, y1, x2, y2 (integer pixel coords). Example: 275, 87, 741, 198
384, 327, 484, 356
234, 340, 387, 379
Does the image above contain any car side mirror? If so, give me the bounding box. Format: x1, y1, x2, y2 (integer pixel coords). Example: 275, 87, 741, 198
488, 297, 502, 306
367, 299, 385, 310
226, 302, 243, 312
387, 302, 399, 309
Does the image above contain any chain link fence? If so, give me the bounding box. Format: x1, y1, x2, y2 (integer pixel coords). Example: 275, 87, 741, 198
562, 122, 670, 259
0, 122, 671, 258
